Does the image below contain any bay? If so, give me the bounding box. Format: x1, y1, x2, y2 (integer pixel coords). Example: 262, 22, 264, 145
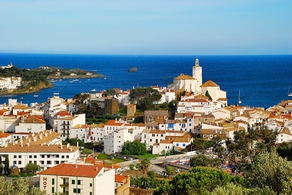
0, 53, 291, 108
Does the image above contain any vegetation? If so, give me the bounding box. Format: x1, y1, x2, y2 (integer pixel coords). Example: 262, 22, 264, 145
190, 154, 221, 168
205, 90, 212, 101
24, 163, 39, 174
62, 138, 84, 147
102, 89, 118, 97
122, 141, 147, 155
0, 177, 45, 195
140, 159, 150, 175
129, 87, 162, 111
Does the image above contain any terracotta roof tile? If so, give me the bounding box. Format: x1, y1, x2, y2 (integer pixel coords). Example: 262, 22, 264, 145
38, 162, 103, 178
201, 80, 219, 87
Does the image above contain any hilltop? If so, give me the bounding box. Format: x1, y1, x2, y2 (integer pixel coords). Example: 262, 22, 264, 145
0, 64, 105, 95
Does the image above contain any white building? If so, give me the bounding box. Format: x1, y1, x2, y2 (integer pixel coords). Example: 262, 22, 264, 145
0, 130, 79, 171
38, 160, 115, 195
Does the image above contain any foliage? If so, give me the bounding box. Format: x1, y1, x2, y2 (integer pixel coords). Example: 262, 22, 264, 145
169, 167, 244, 195
190, 154, 221, 168
86, 113, 119, 124
147, 170, 155, 179
122, 141, 147, 155
164, 166, 175, 179
210, 183, 276, 195
103, 89, 118, 97
130, 87, 162, 111
24, 163, 39, 174
0, 177, 45, 195
4, 156, 10, 175
205, 90, 213, 101
62, 138, 84, 147
81, 148, 93, 155
141, 159, 151, 175
191, 138, 212, 151
0, 156, 2, 175
244, 149, 292, 194
129, 164, 135, 171
277, 142, 292, 160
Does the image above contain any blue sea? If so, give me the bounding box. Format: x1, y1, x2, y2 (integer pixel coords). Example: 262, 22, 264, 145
0, 53, 292, 109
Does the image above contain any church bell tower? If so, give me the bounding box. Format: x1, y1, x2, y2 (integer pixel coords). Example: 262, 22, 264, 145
192, 58, 202, 88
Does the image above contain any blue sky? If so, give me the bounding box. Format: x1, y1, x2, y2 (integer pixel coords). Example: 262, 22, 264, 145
0, 0, 291, 55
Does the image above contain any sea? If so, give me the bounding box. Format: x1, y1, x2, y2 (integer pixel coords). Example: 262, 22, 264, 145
0, 53, 291, 109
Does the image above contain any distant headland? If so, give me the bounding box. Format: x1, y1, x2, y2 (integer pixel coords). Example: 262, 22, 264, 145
0, 63, 105, 95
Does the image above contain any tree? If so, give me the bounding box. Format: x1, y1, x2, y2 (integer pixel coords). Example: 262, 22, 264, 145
165, 166, 175, 179
0, 177, 45, 195
169, 167, 243, 195
244, 149, 292, 194
129, 87, 162, 111
147, 170, 155, 179
122, 141, 147, 155
0, 156, 2, 175
141, 159, 150, 175
205, 90, 212, 101
103, 89, 118, 97
190, 154, 221, 168
4, 156, 9, 175
24, 163, 39, 174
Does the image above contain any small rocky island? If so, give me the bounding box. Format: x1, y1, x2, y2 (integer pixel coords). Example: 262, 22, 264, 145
128, 66, 138, 72
0, 64, 105, 95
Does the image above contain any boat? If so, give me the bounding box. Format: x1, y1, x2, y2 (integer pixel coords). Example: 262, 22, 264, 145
288, 85, 292, 96
91, 89, 96, 92
34, 94, 39, 98
53, 92, 59, 96
238, 90, 242, 104
70, 79, 79, 83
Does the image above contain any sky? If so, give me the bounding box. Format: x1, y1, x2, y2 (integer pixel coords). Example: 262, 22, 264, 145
0, 0, 291, 55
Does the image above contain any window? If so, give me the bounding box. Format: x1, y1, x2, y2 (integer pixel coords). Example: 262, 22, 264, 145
52, 187, 55, 193
66, 155, 69, 158
73, 189, 81, 193
13, 155, 17, 158
150, 139, 152, 142
72, 180, 75, 184
34, 155, 37, 158
61, 155, 64, 159
90, 183, 92, 187
152, 134, 155, 137
52, 178, 55, 185
18, 161, 21, 164
29, 155, 32, 158
77, 180, 81, 185
47, 161, 52, 164
18, 155, 21, 158
13, 161, 17, 165
161, 134, 163, 137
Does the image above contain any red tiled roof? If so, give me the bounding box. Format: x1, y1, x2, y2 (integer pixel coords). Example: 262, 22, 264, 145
115, 175, 127, 183
38, 162, 104, 178
0, 133, 11, 138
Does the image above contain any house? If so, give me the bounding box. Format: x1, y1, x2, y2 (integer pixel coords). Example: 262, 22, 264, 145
38, 160, 115, 195
0, 130, 79, 171
115, 175, 130, 195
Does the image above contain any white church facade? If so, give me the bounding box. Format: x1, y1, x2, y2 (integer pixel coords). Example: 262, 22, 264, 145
168, 58, 227, 103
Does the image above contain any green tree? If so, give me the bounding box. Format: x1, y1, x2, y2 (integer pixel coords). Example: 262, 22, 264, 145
130, 87, 162, 111
165, 166, 175, 179
0, 156, 2, 175
205, 90, 212, 101
169, 167, 243, 195
147, 170, 155, 179
24, 163, 39, 174
103, 89, 118, 97
244, 149, 292, 194
122, 141, 147, 155
4, 156, 9, 175
141, 159, 151, 175
0, 177, 45, 195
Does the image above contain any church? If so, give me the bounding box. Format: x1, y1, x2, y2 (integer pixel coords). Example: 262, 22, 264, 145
168, 58, 227, 103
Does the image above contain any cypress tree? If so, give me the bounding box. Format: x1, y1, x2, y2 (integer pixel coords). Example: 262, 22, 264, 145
4, 156, 10, 175
0, 156, 2, 175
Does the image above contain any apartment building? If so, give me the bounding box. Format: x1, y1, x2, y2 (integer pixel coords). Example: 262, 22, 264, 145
38, 161, 115, 195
